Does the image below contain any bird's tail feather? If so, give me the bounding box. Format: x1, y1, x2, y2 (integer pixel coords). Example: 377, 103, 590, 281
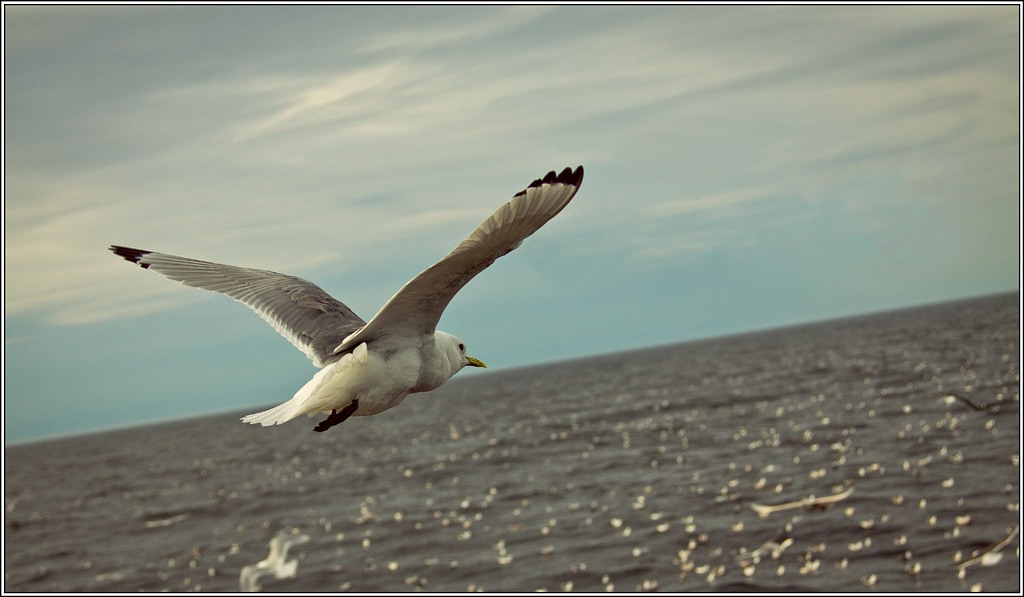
240, 388, 318, 426
241, 343, 368, 426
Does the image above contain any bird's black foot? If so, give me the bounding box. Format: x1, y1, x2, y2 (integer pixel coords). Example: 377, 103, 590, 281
314, 399, 359, 433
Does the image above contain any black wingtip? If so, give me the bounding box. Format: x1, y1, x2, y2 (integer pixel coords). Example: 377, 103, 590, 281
110, 245, 153, 269
515, 165, 584, 197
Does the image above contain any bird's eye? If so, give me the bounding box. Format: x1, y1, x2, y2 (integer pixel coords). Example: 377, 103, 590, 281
458, 343, 465, 352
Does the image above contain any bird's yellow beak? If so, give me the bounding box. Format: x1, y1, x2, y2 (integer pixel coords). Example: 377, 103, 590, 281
466, 356, 488, 368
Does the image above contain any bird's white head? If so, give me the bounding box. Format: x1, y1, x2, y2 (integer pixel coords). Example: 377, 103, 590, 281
436, 331, 487, 375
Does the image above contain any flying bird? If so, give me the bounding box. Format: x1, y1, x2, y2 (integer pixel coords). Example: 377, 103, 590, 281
239, 530, 310, 592
110, 166, 584, 432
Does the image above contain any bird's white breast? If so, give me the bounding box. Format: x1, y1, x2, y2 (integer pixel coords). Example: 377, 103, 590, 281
295, 344, 415, 417
410, 335, 459, 393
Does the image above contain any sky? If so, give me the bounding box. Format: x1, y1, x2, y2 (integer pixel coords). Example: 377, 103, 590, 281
3, 4, 1020, 444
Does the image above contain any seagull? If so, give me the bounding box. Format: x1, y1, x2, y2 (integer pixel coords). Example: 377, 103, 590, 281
110, 166, 584, 432
238, 531, 310, 592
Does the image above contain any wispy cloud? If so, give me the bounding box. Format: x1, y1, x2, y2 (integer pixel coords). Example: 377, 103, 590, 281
225, 62, 429, 144
627, 228, 746, 264
4, 5, 1017, 330
646, 185, 784, 220
357, 6, 555, 55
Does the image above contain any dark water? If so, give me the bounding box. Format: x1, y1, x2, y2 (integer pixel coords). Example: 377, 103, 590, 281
4, 293, 1020, 593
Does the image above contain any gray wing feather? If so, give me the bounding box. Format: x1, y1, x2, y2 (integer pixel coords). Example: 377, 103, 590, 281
109, 246, 365, 367
334, 165, 584, 354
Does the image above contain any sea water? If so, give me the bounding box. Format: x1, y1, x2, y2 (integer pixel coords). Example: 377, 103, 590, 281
4, 292, 1019, 592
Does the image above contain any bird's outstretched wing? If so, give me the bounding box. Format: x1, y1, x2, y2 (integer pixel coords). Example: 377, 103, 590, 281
334, 166, 584, 354
109, 246, 365, 367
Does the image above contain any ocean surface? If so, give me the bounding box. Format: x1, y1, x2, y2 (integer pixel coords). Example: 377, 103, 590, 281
4, 292, 1020, 593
